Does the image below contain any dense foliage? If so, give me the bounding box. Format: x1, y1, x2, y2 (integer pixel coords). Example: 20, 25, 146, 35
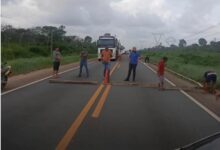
1, 25, 97, 61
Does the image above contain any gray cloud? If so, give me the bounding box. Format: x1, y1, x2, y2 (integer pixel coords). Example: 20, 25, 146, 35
1, 0, 220, 48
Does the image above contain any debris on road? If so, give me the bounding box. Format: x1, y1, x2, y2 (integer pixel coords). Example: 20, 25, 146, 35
49, 79, 98, 85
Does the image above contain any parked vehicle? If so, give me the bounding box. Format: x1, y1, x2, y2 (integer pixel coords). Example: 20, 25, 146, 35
97, 33, 123, 61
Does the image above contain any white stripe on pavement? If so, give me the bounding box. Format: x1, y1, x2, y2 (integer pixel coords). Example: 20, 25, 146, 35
2, 61, 96, 96
2, 67, 78, 96
141, 62, 220, 123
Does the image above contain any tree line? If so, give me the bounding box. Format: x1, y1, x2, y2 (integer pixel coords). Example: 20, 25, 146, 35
147, 38, 220, 51
1, 25, 97, 61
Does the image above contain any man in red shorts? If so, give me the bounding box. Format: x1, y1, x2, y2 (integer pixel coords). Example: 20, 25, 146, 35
157, 57, 168, 90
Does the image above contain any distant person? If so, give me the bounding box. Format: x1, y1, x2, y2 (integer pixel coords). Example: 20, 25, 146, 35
52, 48, 61, 78
157, 56, 168, 90
78, 49, 89, 77
101, 47, 112, 79
203, 71, 217, 93
145, 56, 150, 63
124, 47, 140, 82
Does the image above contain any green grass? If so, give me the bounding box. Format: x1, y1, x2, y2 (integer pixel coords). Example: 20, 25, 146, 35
7, 54, 97, 75
142, 50, 220, 88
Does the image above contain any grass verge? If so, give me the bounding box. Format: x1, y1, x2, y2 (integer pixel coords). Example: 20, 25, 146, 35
7, 54, 97, 75
142, 50, 220, 88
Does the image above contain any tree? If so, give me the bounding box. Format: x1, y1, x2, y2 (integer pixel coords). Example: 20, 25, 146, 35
84, 36, 92, 43
170, 44, 177, 48
179, 39, 187, 47
191, 43, 199, 48
198, 38, 207, 46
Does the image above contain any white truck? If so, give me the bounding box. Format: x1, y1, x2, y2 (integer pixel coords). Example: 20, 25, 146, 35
97, 33, 122, 61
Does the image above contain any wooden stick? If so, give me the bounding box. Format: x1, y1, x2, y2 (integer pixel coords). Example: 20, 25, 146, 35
49, 79, 98, 85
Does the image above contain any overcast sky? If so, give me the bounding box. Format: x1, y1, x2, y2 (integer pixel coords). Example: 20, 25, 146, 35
2, 0, 220, 49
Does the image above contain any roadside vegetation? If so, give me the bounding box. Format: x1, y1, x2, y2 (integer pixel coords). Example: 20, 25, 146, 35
141, 39, 220, 88
1, 25, 97, 75
7, 54, 96, 75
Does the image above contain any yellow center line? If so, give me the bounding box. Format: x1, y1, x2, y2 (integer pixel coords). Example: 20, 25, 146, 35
92, 85, 112, 118
56, 84, 104, 150
92, 61, 120, 118
56, 62, 119, 150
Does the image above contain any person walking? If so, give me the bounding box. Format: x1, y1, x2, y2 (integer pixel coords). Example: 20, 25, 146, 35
78, 49, 89, 77
52, 48, 61, 78
101, 47, 112, 80
157, 57, 168, 90
124, 47, 140, 82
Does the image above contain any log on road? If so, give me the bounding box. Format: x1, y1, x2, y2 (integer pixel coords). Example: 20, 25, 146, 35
49, 79, 98, 85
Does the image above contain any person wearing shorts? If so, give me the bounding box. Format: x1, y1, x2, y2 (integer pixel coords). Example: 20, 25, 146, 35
52, 48, 61, 78
157, 57, 168, 90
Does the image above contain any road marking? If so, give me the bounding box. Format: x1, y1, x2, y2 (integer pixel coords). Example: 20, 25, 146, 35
56, 84, 104, 150
91, 62, 120, 118
117, 63, 121, 69
180, 90, 220, 122
141, 61, 220, 123
92, 85, 112, 118
2, 62, 96, 96
56, 62, 119, 149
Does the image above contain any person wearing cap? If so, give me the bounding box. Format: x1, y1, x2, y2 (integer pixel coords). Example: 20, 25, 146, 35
124, 47, 140, 81
78, 49, 89, 77
203, 71, 217, 93
52, 48, 61, 78
101, 47, 112, 78
157, 56, 168, 90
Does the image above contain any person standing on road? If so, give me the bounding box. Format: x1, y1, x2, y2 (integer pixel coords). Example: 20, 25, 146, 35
78, 49, 89, 77
101, 47, 112, 78
157, 56, 168, 90
52, 48, 61, 78
203, 71, 217, 93
124, 47, 140, 82
145, 56, 150, 63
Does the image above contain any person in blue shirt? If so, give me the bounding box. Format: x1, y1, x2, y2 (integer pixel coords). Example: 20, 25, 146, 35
124, 47, 140, 81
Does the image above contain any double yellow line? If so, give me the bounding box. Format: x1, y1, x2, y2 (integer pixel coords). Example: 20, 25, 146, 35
56, 62, 120, 150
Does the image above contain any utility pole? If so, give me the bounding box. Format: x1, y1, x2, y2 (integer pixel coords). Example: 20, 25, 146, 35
50, 30, 53, 57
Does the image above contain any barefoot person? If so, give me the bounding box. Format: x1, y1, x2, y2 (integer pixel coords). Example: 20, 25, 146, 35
52, 48, 61, 78
157, 57, 168, 90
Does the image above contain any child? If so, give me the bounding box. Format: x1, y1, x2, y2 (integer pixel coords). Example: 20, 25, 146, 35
157, 57, 168, 90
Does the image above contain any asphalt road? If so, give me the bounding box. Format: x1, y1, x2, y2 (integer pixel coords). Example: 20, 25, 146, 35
2, 56, 220, 150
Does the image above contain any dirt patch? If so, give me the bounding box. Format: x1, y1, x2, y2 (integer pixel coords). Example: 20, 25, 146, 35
3, 59, 97, 92
147, 63, 220, 118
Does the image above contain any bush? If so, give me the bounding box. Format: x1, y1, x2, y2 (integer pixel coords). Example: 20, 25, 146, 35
29, 47, 50, 57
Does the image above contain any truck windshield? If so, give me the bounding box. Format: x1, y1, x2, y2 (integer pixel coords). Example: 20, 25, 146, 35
97, 39, 115, 48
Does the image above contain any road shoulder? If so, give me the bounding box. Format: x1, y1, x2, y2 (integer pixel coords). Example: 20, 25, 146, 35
146, 62, 220, 118
4, 59, 97, 91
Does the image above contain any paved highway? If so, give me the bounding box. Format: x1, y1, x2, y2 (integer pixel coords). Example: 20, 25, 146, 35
2, 56, 220, 150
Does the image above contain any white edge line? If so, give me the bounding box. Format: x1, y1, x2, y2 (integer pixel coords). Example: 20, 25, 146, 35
180, 90, 220, 122
1, 67, 78, 95
2, 62, 95, 96
141, 61, 220, 123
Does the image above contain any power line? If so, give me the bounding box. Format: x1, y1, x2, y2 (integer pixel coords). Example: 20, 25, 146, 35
183, 23, 220, 40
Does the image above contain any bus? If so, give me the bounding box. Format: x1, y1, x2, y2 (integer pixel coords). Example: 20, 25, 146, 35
97, 33, 122, 61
